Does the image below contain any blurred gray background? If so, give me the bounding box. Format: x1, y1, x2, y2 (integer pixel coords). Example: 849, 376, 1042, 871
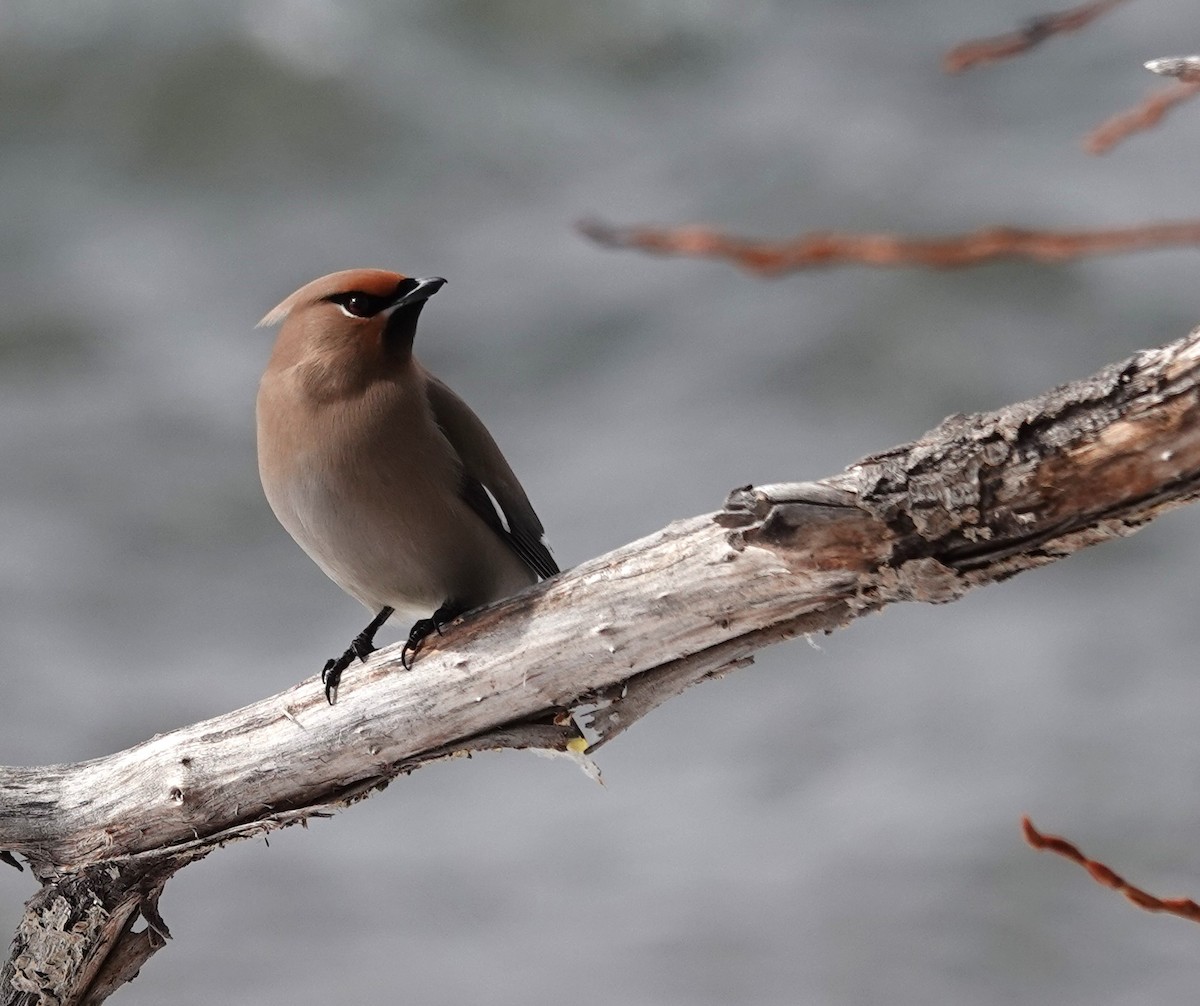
3, 1, 1200, 1003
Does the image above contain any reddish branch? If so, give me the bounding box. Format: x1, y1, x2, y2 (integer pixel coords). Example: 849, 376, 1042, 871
579, 219, 1200, 274
943, 0, 1128, 73
1085, 81, 1200, 154
1023, 817, 1200, 924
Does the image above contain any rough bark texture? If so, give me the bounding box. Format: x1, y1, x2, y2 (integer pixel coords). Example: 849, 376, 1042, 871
5, 325, 1200, 1003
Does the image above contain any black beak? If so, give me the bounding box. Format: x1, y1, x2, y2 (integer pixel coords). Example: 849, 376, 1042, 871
383, 277, 446, 356
392, 276, 446, 309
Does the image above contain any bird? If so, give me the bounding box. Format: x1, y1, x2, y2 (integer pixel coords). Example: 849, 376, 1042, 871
255, 269, 559, 703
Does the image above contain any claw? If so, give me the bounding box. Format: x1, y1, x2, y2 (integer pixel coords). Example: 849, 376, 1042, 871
321, 650, 355, 705
317, 605, 394, 704
400, 602, 464, 668
400, 617, 437, 669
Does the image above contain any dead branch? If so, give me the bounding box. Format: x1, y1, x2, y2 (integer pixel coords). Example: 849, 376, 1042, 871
943, 0, 1128, 73
1085, 81, 1200, 154
579, 218, 1200, 274
1023, 818, 1200, 924
1145, 55, 1200, 84
7, 322, 1200, 1001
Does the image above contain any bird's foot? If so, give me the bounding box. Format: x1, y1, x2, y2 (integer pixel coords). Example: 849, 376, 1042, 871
321, 636, 377, 705
401, 601, 464, 669
321, 647, 358, 705
349, 627, 379, 663
400, 618, 439, 669
320, 607, 394, 704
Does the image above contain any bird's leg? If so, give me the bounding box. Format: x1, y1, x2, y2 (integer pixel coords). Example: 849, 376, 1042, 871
321, 605, 394, 704
401, 600, 466, 669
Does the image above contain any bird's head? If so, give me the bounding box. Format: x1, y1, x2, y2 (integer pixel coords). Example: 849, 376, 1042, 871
259, 269, 446, 375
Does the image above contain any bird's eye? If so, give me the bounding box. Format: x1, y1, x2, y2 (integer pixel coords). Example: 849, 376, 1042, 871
331, 291, 384, 318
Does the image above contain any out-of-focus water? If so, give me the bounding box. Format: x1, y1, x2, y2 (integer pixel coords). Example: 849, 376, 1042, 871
3, 1, 1200, 1002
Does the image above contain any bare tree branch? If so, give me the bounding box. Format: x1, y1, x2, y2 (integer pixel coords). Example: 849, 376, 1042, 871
1145, 55, 1200, 84
942, 0, 1128, 73
578, 218, 1200, 274
7, 322, 1200, 1001
1085, 81, 1200, 154
1023, 818, 1200, 924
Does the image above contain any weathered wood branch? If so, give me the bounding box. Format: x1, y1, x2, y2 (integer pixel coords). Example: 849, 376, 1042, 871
5, 324, 1200, 1002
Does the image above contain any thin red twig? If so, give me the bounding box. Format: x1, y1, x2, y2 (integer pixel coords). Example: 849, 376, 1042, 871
1085, 81, 1200, 154
943, 0, 1128, 73
579, 219, 1200, 274
1023, 817, 1200, 924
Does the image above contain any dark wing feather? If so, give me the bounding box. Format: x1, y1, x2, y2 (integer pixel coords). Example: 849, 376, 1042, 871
459, 475, 559, 579
423, 370, 560, 580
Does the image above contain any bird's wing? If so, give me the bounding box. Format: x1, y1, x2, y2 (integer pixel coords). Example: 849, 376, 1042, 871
424, 372, 560, 579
